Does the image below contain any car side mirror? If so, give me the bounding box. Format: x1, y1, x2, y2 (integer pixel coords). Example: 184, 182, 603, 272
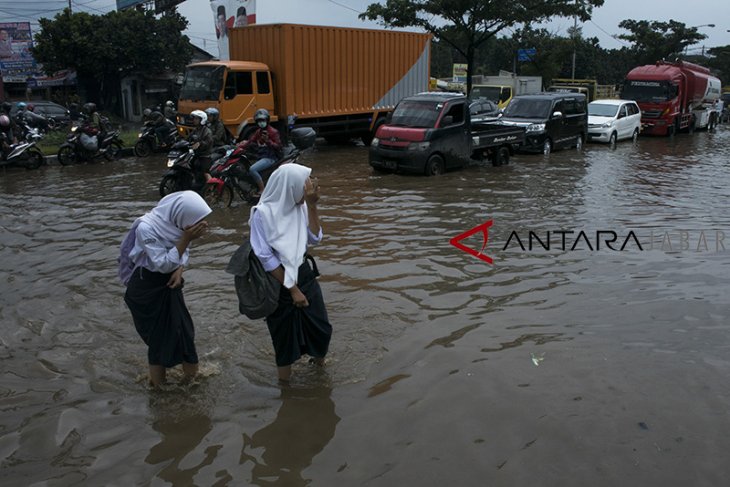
552, 111, 563, 119
385, 112, 393, 123
442, 115, 454, 126
618, 112, 625, 119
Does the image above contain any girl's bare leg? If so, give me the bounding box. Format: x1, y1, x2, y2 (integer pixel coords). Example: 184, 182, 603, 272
149, 365, 166, 387
182, 362, 198, 379
277, 365, 291, 383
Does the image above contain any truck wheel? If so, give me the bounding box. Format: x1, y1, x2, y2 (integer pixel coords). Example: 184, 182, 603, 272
542, 138, 552, 155
424, 154, 444, 176
609, 132, 617, 147
688, 118, 696, 134
492, 147, 510, 167
575, 134, 584, 151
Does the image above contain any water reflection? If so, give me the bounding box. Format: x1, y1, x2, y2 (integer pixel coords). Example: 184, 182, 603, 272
242, 386, 339, 486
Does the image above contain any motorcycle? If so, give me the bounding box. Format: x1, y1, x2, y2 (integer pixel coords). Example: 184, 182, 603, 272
158, 140, 204, 197
57, 118, 124, 165
0, 133, 45, 170
134, 120, 179, 158
202, 127, 317, 208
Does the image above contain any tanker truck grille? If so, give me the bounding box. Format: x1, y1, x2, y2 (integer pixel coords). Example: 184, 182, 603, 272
642, 110, 662, 119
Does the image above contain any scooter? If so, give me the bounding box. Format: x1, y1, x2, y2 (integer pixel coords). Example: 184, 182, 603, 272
202, 127, 316, 207
134, 120, 179, 158
57, 119, 123, 165
0, 135, 45, 170
158, 140, 204, 197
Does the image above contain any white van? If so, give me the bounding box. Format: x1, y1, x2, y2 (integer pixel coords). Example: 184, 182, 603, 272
587, 99, 642, 144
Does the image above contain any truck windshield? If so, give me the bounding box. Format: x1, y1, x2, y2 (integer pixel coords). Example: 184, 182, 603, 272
502, 98, 552, 119
470, 86, 502, 103
621, 80, 673, 102
180, 66, 225, 101
588, 104, 619, 117
391, 100, 442, 128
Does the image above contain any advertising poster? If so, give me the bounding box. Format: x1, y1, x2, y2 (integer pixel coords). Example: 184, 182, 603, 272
210, 0, 257, 60
0, 22, 37, 83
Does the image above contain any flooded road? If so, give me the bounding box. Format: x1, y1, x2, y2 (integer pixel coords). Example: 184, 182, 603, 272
2, 128, 730, 486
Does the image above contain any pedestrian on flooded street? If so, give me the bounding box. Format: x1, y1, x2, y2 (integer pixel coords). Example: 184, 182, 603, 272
249, 163, 332, 383
118, 191, 211, 387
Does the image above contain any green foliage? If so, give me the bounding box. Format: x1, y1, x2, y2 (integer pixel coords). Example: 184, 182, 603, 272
617, 19, 707, 65
706, 45, 730, 83
361, 0, 604, 93
32, 9, 192, 113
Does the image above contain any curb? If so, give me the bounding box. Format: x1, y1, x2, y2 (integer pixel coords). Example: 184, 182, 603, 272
42, 146, 135, 164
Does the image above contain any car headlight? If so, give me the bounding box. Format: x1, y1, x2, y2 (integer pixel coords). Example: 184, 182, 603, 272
371, 137, 380, 147
601, 121, 614, 128
407, 141, 431, 151
526, 123, 545, 134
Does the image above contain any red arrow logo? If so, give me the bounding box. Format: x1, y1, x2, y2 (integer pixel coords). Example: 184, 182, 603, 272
450, 220, 494, 264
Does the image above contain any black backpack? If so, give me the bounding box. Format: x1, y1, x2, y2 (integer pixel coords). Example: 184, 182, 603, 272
226, 240, 281, 319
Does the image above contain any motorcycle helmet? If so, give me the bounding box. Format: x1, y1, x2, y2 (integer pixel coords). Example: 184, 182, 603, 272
254, 108, 270, 123
190, 109, 207, 125
143, 108, 152, 118
17, 102, 27, 110
27, 103, 35, 112
204, 107, 219, 122
1, 101, 11, 114
150, 111, 164, 122
165, 100, 175, 107
83, 102, 97, 114
0, 115, 10, 128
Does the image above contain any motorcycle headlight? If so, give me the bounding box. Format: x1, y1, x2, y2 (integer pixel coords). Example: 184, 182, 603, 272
71, 126, 78, 133
371, 137, 380, 147
138, 133, 143, 138
526, 123, 546, 134
407, 141, 431, 151
167, 159, 175, 167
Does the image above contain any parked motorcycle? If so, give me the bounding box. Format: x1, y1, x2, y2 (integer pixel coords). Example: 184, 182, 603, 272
202, 127, 317, 208
0, 134, 45, 170
134, 120, 179, 158
57, 120, 123, 165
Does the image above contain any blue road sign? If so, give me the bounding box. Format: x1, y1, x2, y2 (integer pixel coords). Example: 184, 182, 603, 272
517, 48, 537, 62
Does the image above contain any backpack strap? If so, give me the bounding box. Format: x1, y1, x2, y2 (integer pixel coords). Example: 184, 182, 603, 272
305, 253, 320, 277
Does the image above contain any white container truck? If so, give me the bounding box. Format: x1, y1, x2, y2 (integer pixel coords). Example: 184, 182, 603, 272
470, 71, 542, 108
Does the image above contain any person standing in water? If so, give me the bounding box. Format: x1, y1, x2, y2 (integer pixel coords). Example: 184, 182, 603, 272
249, 163, 332, 382
119, 191, 211, 387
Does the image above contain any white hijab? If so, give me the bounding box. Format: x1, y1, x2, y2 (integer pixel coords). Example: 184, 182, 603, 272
130, 191, 212, 261
251, 163, 311, 288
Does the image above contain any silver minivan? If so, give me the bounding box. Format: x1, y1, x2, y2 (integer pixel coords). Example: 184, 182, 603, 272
587, 99, 641, 145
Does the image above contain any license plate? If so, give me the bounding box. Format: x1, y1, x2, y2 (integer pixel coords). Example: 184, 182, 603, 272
167, 159, 175, 167
383, 160, 397, 169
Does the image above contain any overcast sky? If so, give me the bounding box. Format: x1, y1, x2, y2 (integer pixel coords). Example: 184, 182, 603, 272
178, 0, 730, 57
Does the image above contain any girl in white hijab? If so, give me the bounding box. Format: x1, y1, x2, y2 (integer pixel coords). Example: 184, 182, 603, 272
249, 163, 332, 382
120, 191, 211, 387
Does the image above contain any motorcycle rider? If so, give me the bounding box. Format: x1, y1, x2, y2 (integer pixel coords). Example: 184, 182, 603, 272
236, 108, 282, 196
0, 114, 16, 159
164, 100, 177, 122
188, 109, 214, 182
68, 103, 82, 122
82, 102, 105, 152
205, 107, 229, 147
150, 110, 175, 147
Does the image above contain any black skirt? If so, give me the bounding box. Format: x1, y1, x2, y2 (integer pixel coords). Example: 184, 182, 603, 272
266, 257, 332, 367
124, 267, 198, 367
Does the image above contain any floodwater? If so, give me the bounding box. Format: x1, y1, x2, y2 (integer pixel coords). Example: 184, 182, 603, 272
2, 128, 730, 486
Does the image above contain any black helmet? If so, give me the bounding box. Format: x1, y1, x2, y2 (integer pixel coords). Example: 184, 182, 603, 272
254, 108, 270, 123
150, 110, 164, 121
83, 102, 97, 114
1, 101, 11, 114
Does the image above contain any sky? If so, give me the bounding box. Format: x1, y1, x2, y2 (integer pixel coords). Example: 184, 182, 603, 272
175, 0, 730, 57
1, 0, 729, 58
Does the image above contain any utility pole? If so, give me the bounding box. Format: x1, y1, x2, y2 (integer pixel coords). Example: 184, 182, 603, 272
68, 0, 72, 13
571, 2, 577, 79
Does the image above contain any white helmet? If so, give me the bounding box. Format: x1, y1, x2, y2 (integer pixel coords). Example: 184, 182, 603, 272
190, 109, 207, 125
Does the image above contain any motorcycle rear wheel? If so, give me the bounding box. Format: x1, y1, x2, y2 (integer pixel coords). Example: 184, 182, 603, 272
134, 140, 152, 158
57, 145, 76, 166
24, 149, 44, 170
203, 182, 233, 208
105, 141, 123, 161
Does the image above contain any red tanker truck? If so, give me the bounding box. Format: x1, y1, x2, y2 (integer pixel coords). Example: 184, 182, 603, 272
622, 60, 722, 136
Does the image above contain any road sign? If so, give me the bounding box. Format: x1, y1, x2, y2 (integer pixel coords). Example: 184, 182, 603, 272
517, 48, 537, 62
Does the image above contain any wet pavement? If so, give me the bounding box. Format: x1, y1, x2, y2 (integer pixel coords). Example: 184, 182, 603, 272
2, 128, 730, 486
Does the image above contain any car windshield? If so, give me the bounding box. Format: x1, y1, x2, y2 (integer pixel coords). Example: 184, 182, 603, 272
622, 80, 674, 102
502, 98, 552, 119
588, 104, 619, 117
390, 100, 442, 128
179, 66, 225, 102
470, 86, 502, 103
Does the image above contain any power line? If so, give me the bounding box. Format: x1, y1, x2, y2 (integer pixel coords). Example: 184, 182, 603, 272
588, 19, 631, 47
325, 0, 362, 15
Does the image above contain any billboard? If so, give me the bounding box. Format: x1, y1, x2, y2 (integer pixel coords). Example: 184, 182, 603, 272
0, 22, 37, 83
116, 0, 147, 10
210, 0, 256, 60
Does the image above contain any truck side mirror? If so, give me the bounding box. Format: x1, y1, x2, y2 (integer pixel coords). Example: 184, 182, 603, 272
224, 86, 236, 100
441, 115, 454, 126
552, 111, 563, 119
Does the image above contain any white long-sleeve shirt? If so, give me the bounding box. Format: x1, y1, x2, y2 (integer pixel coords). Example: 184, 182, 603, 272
249, 210, 322, 273
132, 221, 188, 274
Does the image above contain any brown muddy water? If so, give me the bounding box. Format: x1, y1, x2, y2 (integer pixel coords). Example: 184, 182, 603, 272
2, 128, 730, 486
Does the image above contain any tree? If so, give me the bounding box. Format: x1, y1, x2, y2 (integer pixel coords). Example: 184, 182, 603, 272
706, 45, 730, 83
617, 19, 707, 66
360, 0, 604, 94
32, 9, 193, 113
